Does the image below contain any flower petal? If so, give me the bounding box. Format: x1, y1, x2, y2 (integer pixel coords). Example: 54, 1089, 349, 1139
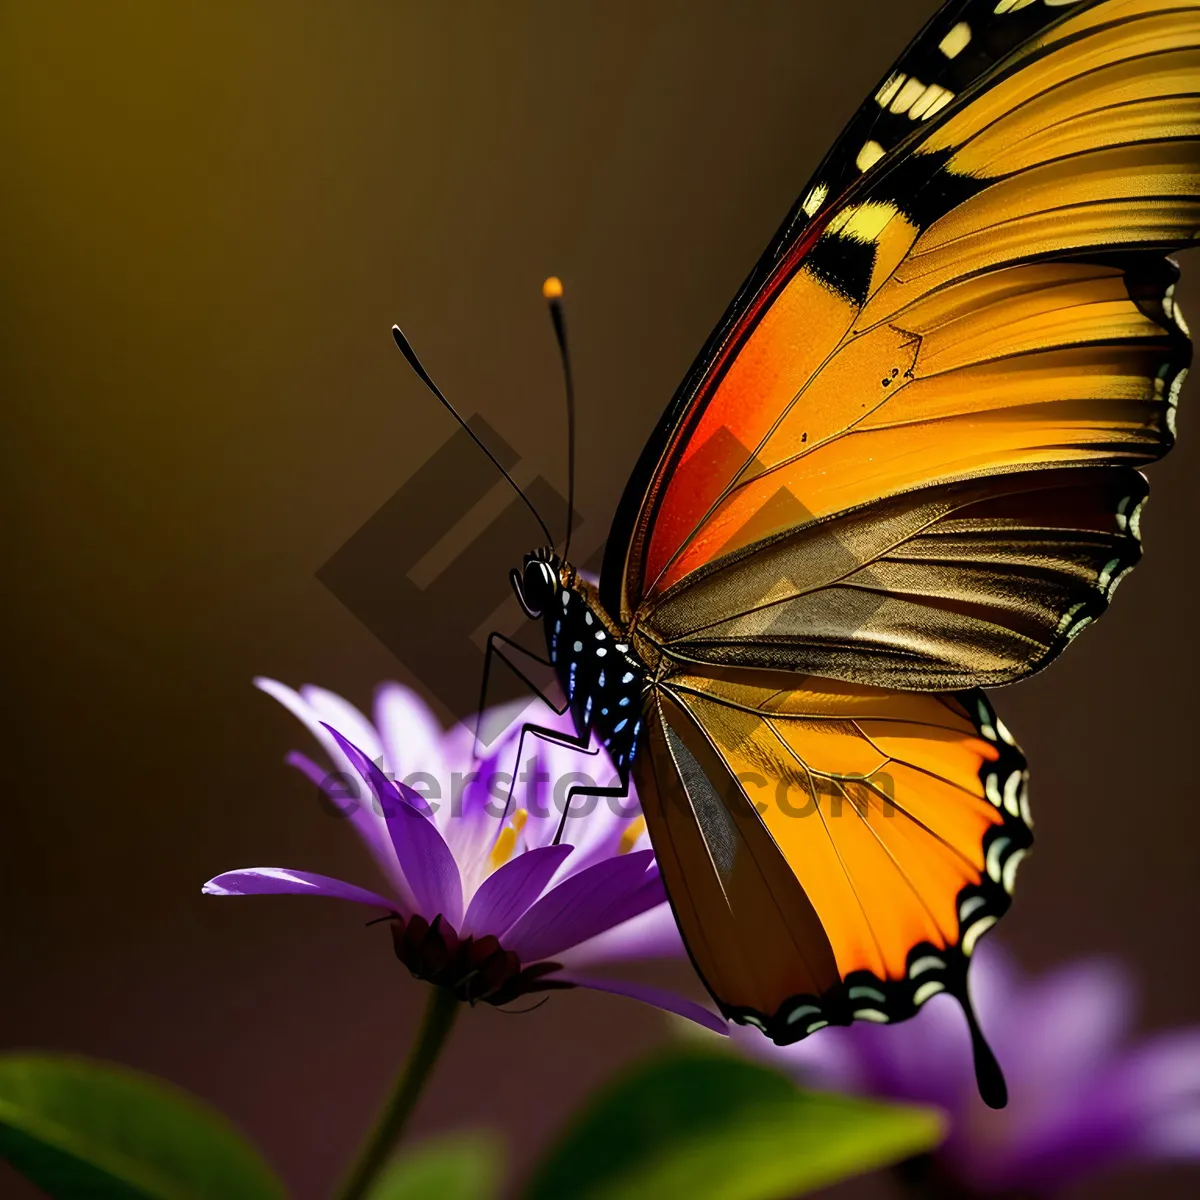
556, 971, 728, 1036
1118, 1028, 1200, 1159
1001, 957, 1133, 1103
503, 849, 663, 962
202, 867, 398, 910
300, 684, 384, 763
461, 844, 573, 940
326, 725, 464, 928
285, 751, 410, 893
374, 681, 446, 783
256, 677, 412, 902
442, 742, 512, 895
555, 902, 687, 968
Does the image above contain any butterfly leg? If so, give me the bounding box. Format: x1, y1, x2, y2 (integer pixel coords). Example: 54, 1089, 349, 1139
474, 632, 568, 754
504, 719, 634, 845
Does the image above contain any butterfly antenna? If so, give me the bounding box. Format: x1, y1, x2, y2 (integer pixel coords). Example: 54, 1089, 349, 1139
391, 324, 555, 546
543, 276, 576, 560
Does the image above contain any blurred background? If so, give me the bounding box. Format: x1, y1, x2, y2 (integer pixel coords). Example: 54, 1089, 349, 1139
3, 2, 1198, 1196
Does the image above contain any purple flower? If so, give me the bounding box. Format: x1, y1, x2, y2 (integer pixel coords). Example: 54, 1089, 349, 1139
728, 942, 1200, 1195
205, 679, 721, 1031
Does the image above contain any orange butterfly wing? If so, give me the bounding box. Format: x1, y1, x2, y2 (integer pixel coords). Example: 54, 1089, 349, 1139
604, 0, 1193, 675
634, 675, 1027, 1102
595, 0, 1197, 1099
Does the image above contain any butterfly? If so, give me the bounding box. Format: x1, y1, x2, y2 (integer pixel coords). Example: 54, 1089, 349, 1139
393, 0, 1196, 1108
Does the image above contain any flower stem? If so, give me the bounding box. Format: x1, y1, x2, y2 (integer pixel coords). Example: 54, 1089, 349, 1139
335, 986, 461, 1200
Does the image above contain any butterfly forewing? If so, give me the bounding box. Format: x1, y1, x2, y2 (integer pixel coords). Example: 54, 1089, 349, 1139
606, 0, 1194, 693
642, 464, 1149, 688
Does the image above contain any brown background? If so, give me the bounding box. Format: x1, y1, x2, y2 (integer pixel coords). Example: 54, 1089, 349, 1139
3, 3, 1198, 1197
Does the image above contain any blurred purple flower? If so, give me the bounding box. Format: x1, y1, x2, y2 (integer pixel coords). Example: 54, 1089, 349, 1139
205, 679, 721, 1032
729, 942, 1200, 1195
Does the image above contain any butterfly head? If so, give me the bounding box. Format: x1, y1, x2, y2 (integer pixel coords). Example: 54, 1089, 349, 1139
511, 548, 563, 619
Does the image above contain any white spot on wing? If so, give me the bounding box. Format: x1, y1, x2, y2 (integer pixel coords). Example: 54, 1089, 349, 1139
1002, 848, 1026, 894
856, 140, 885, 172
986, 836, 1011, 882
1130, 495, 1147, 540
914, 980, 945, 1006
938, 21, 971, 58
802, 183, 828, 217
848, 985, 886, 1002
890, 77, 926, 115
985, 772, 1002, 807
1056, 601, 1087, 636
786, 1004, 822, 1025
909, 955, 945, 977
1003, 770, 1025, 818
827, 201, 898, 243
853, 1008, 890, 1023
923, 87, 954, 119
875, 73, 905, 108
1097, 557, 1122, 592
909, 84, 954, 120
962, 914, 998, 956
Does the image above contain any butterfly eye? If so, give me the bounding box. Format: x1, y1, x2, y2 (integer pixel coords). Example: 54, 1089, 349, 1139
512, 559, 556, 618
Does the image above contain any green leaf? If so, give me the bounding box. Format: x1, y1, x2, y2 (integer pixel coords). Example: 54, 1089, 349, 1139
363, 1131, 502, 1200
0, 1053, 286, 1200
522, 1050, 943, 1200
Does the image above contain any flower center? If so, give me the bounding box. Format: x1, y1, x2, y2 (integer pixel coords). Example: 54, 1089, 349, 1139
389, 911, 570, 1007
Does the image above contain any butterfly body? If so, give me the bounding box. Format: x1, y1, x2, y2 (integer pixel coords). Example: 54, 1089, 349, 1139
514, 551, 646, 778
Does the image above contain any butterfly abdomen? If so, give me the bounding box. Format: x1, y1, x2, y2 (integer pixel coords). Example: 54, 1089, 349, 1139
546, 576, 645, 776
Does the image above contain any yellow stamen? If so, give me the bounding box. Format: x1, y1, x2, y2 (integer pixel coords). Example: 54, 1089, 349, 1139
488, 807, 529, 869
542, 276, 564, 299
618, 815, 647, 855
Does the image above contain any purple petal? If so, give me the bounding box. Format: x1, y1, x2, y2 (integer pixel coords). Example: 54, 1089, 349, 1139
1000, 958, 1133, 1101
1119, 1028, 1200, 1109
985, 1029, 1200, 1191
373, 681, 446, 784
203, 868, 398, 910
1118, 1028, 1200, 1159
555, 902, 687, 967
461, 844, 573, 940
557, 971, 728, 1036
326, 725, 464, 928
441, 742, 511, 876
504, 850, 663, 962
300, 684, 384, 763
255, 678, 413, 905
285, 750, 414, 902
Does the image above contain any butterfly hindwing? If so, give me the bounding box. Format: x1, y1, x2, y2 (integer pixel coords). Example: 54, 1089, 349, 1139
634, 673, 1030, 1050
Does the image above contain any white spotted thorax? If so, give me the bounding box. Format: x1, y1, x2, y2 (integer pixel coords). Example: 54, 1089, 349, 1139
510, 549, 645, 779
